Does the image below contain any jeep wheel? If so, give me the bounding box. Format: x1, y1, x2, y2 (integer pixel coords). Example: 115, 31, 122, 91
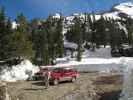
71, 77, 76, 82
53, 79, 59, 85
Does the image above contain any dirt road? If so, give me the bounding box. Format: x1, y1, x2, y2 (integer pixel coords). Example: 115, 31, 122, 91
7, 72, 123, 100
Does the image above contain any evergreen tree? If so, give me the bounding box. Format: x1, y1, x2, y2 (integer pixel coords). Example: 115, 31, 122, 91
125, 17, 133, 46
82, 13, 88, 42
30, 18, 51, 65
73, 17, 83, 61
0, 7, 6, 59
16, 13, 29, 33
94, 15, 107, 47
66, 17, 83, 61
38, 30, 49, 65
55, 17, 64, 58
84, 14, 92, 44
10, 31, 34, 59
0, 7, 13, 60
108, 19, 127, 49
30, 19, 40, 63
10, 13, 34, 60
90, 13, 96, 51
45, 16, 56, 64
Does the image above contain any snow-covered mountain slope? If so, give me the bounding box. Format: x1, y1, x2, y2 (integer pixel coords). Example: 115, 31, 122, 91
51, 1, 133, 39
114, 2, 133, 18
103, 11, 120, 19
53, 1, 133, 21
12, 2, 133, 30
103, 2, 133, 19
54, 2, 133, 57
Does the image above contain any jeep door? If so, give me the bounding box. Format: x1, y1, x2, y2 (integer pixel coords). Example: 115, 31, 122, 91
63, 69, 72, 81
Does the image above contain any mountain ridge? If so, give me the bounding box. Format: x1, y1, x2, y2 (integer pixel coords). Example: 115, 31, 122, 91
52, 1, 133, 20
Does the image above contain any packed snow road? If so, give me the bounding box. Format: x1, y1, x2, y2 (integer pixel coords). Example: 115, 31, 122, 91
7, 72, 122, 100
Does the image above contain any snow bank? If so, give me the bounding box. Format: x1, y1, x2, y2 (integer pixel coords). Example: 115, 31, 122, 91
54, 57, 124, 73
82, 47, 111, 58
0, 60, 39, 82
64, 41, 78, 49
54, 57, 133, 73
57, 58, 121, 65
1, 56, 133, 82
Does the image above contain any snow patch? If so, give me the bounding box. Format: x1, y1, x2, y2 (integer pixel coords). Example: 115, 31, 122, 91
12, 21, 18, 29
82, 47, 111, 58
64, 41, 78, 49
53, 13, 61, 19
103, 12, 120, 19
0, 60, 39, 82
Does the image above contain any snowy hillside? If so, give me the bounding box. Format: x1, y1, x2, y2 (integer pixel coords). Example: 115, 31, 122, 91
114, 2, 133, 18
103, 2, 133, 19
51, 1, 133, 41
52, 1, 133, 23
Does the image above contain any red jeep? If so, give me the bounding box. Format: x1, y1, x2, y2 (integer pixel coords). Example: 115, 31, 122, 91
50, 67, 79, 85
33, 67, 53, 80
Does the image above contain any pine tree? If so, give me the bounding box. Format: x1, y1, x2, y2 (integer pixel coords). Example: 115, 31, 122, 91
30, 18, 51, 65
125, 17, 133, 46
10, 13, 34, 60
74, 17, 83, 61
108, 19, 127, 49
83, 14, 92, 44
4, 19, 14, 58
0, 7, 6, 59
90, 13, 96, 51
30, 18, 40, 63
55, 17, 64, 58
16, 13, 29, 33
94, 15, 107, 47
65, 16, 83, 61
0, 7, 13, 60
38, 29, 49, 65
45, 16, 56, 64
10, 31, 34, 59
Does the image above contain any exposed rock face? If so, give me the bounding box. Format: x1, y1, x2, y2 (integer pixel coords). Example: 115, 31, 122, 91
0, 82, 10, 100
